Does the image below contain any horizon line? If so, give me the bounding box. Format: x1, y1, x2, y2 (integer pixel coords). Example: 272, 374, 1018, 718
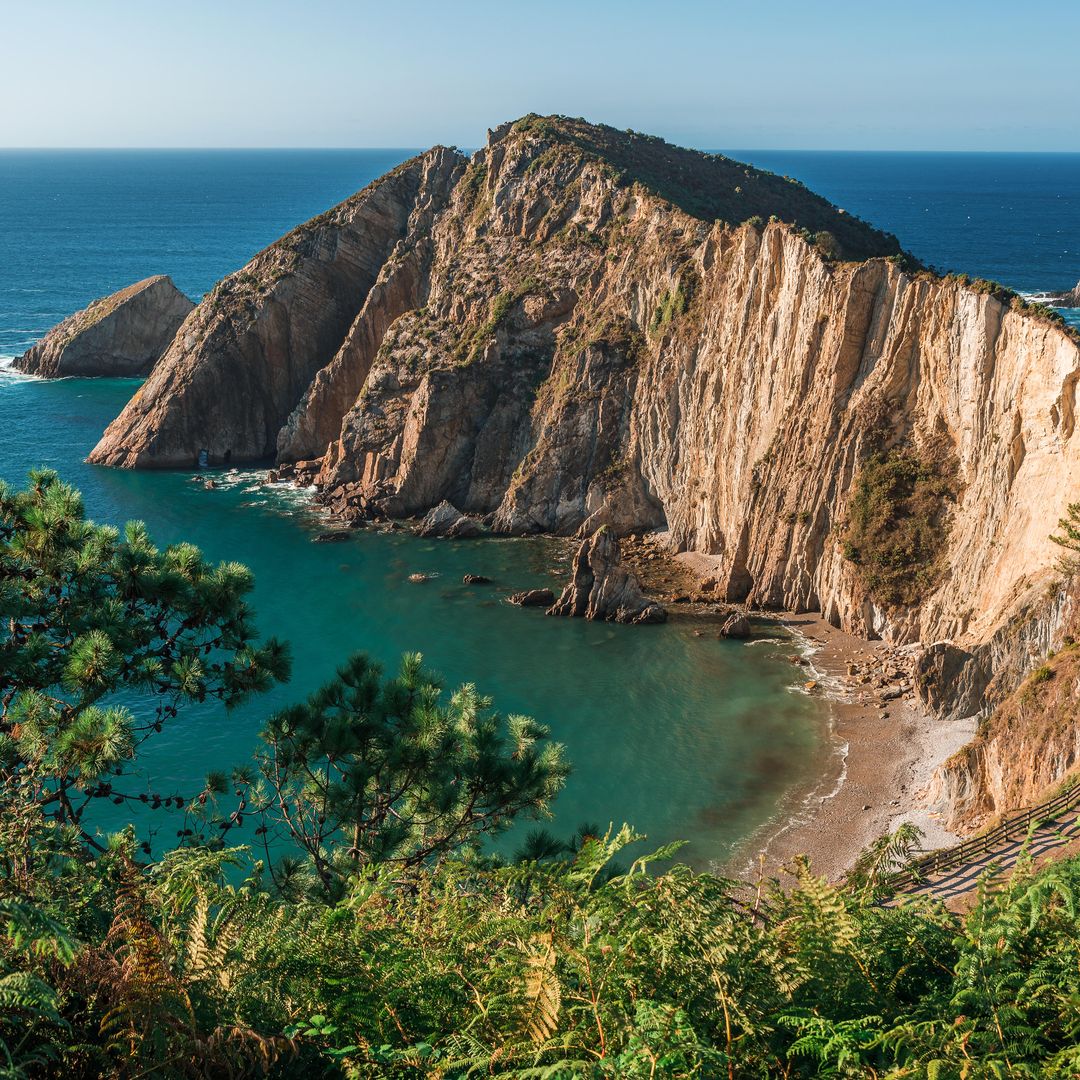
2, 145, 1080, 155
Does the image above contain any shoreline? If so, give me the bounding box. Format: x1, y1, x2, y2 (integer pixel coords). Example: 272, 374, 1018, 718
277, 504, 976, 882
667, 551, 977, 883
737, 614, 975, 882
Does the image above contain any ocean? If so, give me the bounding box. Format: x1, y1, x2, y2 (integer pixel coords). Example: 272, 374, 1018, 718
0, 148, 1077, 866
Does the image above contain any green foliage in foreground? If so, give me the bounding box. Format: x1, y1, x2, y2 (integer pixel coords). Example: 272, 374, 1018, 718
3, 810, 1080, 1078
3, 470, 1080, 1077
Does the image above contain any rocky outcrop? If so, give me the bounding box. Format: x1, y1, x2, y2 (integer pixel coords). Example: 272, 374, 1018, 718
15, 276, 192, 378
927, 646, 1080, 831
86, 116, 1080, 783
1051, 280, 1080, 308
549, 527, 666, 624
89, 149, 465, 467
914, 643, 990, 722
417, 500, 481, 538
508, 588, 555, 607
719, 613, 752, 639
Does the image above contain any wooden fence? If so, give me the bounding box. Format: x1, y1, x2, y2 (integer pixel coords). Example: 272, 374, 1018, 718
890, 779, 1080, 893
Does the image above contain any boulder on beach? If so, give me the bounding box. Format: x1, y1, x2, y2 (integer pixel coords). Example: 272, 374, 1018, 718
548, 527, 666, 625
14, 275, 193, 378
417, 500, 482, 538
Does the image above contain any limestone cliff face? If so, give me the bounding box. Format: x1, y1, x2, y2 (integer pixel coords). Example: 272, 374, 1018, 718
303, 121, 1079, 662
89, 148, 465, 467
15, 276, 192, 378
85, 117, 1080, 819
928, 641, 1080, 831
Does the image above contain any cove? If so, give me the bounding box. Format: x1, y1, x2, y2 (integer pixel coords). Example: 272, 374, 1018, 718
0, 370, 829, 868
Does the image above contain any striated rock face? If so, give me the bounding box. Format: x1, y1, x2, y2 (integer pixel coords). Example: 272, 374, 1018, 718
549, 527, 665, 624
89, 149, 465, 467
927, 644, 1080, 831
15, 276, 192, 378
85, 116, 1080, 816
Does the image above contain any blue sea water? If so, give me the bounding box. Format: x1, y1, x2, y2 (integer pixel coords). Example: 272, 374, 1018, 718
731, 151, 1080, 309
0, 149, 1076, 867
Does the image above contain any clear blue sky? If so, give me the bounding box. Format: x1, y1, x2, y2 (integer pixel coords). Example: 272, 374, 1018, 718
4, 0, 1078, 150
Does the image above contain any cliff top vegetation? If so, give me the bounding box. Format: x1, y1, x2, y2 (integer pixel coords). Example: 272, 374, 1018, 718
503, 114, 906, 261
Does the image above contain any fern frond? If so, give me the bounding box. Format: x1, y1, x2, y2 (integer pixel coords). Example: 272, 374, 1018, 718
517, 935, 561, 1046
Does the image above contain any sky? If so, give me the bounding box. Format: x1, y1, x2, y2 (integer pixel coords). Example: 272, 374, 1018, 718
2, 0, 1078, 151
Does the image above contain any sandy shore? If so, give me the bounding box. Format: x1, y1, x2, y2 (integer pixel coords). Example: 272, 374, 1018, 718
740, 614, 975, 882
667, 550, 976, 883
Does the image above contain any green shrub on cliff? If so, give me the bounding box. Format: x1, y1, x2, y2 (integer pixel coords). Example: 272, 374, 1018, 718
1050, 499, 1080, 574
842, 441, 957, 606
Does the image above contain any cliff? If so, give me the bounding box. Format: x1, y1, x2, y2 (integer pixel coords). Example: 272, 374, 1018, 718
929, 642, 1080, 831
89, 148, 464, 466
15, 275, 192, 378
86, 117, 1080, 821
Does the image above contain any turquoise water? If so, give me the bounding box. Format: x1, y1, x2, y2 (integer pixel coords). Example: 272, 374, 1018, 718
0, 371, 825, 867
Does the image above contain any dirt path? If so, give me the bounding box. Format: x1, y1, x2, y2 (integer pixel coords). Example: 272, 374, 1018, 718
898, 806, 1080, 908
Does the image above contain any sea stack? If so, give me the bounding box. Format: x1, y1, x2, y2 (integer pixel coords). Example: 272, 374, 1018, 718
15, 275, 193, 378
548, 527, 666, 624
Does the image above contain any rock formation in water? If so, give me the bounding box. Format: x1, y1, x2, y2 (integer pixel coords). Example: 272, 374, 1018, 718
15, 276, 192, 378
508, 588, 555, 608
417, 500, 482, 538
87, 116, 1080, 826
1051, 280, 1080, 308
549, 526, 665, 624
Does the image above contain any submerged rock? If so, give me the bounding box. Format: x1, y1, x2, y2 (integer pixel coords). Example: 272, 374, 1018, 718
417, 500, 482, 538
548, 527, 666, 625
508, 588, 555, 607
463, 574, 491, 584
15, 275, 193, 378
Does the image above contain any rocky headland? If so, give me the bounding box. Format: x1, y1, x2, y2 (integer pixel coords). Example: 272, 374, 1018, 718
15, 275, 193, 378
86, 115, 1080, 845
1050, 280, 1080, 308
